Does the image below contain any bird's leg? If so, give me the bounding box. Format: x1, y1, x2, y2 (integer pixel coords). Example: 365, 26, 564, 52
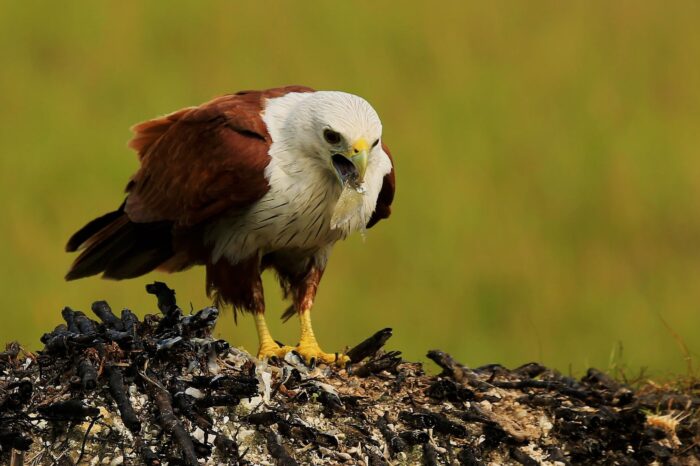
255, 311, 290, 359
293, 267, 350, 366
250, 274, 291, 360
297, 309, 349, 365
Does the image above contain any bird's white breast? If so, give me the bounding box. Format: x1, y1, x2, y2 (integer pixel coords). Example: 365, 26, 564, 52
207, 91, 392, 265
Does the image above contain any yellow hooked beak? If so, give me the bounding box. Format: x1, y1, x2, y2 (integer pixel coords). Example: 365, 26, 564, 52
331, 138, 370, 186
349, 138, 369, 180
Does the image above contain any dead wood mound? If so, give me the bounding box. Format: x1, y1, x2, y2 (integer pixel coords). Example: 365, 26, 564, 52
1, 283, 699, 465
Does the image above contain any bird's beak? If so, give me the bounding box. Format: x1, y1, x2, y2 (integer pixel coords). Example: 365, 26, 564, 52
331, 138, 369, 187
350, 139, 369, 180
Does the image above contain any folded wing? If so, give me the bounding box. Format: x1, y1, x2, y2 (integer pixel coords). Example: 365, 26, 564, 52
66, 86, 314, 280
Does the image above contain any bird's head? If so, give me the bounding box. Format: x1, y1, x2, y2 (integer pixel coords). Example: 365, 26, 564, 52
289, 91, 383, 188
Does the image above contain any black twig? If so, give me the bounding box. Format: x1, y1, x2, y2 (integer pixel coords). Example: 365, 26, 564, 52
91, 301, 124, 331
264, 429, 299, 466
346, 328, 393, 363
105, 365, 141, 433
422, 442, 439, 466
352, 351, 402, 377
75, 414, 102, 465
77, 358, 97, 390
142, 371, 198, 466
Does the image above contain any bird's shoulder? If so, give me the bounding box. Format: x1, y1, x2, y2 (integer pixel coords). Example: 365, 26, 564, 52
124, 86, 315, 226
129, 85, 315, 155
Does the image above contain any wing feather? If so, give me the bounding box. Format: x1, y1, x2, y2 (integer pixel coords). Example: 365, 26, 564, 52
125, 86, 314, 227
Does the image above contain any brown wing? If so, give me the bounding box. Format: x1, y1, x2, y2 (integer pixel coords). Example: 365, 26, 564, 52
367, 142, 396, 228
125, 85, 315, 226
65, 86, 315, 281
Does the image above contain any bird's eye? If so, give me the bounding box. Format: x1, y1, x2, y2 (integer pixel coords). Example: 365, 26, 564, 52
323, 129, 341, 145
371, 139, 380, 149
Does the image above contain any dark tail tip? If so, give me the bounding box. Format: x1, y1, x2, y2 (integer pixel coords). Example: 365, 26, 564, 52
66, 205, 125, 252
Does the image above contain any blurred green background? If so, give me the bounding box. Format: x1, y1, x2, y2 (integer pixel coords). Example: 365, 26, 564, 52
1, 2, 699, 376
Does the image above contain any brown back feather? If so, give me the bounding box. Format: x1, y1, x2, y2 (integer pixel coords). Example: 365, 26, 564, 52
128, 107, 193, 158
124, 86, 315, 227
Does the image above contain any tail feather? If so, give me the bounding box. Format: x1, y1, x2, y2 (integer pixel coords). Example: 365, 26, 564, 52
102, 222, 174, 279
66, 208, 174, 281
65, 203, 125, 252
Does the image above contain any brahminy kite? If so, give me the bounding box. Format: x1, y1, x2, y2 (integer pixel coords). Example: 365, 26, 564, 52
65, 86, 395, 365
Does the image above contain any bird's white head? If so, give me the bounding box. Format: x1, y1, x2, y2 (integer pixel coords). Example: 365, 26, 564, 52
286, 91, 383, 186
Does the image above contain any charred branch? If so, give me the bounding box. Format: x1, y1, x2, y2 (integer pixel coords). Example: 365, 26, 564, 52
351, 350, 402, 377
264, 429, 299, 466
91, 300, 124, 331
346, 327, 393, 363
36, 399, 99, 421
105, 365, 141, 433
1, 283, 697, 465
77, 358, 97, 390
144, 371, 198, 466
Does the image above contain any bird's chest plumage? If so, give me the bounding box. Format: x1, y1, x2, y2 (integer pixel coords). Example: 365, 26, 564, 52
208, 170, 349, 264
259, 177, 344, 251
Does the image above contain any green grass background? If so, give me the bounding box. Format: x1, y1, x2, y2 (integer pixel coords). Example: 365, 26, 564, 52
1, 1, 699, 376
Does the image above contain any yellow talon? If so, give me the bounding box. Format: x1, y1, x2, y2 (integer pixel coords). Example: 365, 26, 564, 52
258, 340, 347, 365
253, 309, 348, 366
257, 342, 294, 360
296, 309, 349, 366
295, 340, 350, 366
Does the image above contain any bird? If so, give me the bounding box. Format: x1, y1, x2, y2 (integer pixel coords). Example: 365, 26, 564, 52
65, 86, 395, 365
